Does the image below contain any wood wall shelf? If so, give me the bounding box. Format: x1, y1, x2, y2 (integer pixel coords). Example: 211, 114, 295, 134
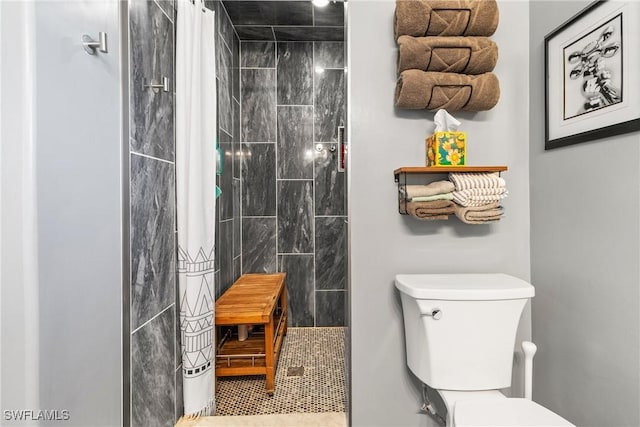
394, 166, 508, 182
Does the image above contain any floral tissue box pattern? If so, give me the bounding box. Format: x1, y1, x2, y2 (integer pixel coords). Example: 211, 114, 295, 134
426, 131, 466, 166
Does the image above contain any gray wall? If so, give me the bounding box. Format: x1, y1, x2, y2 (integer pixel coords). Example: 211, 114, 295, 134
529, 2, 640, 426
1, 1, 122, 425
348, 1, 531, 425
239, 40, 347, 327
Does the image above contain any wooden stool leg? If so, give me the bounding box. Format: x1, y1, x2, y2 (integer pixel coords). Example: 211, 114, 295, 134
264, 319, 275, 395
280, 286, 288, 336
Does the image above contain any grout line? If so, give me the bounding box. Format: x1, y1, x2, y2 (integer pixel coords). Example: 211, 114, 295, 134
130, 151, 175, 165
131, 303, 174, 335
153, 0, 174, 23
239, 42, 244, 278
277, 253, 314, 256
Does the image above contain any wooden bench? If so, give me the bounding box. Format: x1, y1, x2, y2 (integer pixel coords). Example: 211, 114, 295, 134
214, 273, 287, 395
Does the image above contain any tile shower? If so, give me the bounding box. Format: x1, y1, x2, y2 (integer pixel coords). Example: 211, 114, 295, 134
240, 40, 347, 327
128, 0, 241, 425
127, 0, 345, 424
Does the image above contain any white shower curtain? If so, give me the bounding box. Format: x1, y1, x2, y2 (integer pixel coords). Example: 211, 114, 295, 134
176, 0, 217, 416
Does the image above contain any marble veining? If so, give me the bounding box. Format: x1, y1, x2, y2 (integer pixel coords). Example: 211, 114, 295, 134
132, 307, 175, 427
217, 35, 233, 134
235, 26, 276, 41
277, 106, 313, 180
174, 258, 181, 368
241, 143, 276, 216
242, 217, 277, 273
314, 143, 345, 216
241, 69, 276, 142
219, 131, 233, 221
174, 367, 184, 423
278, 181, 313, 254
130, 0, 175, 161
219, 220, 234, 295
314, 42, 344, 69
155, 0, 175, 22
241, 41, 276, 68
278, 255, 314, 327
314, 69, 345, 142
232, 35, 240, 101
313, 3, 344, 27
277, 42, 313, 105
315, 291, 345, 327
274, 27, 344, 42
218, 2, 235, 52
315, 217, 346, 290
215, 196, 220, 271
222, 1, 312, 26
233, 256, 241, 283
130, 155, 176, 330
233, 100, 240, 179
233, 180, 241, 258
214, 270, 222, 300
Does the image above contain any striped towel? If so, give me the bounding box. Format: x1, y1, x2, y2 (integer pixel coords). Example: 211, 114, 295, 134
411, 193, 454, 202
453, 187, 508, 207
449, 172, 505, 191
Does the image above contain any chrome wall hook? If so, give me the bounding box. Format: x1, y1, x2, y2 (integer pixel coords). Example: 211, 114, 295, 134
143, 77, 170, 93
82, 32, 108, 55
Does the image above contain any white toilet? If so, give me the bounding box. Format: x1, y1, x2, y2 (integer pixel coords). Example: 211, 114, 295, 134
395, 273, 575, 427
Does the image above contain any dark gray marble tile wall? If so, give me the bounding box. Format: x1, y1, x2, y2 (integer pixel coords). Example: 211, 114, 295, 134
242, 217, 277, 273
131, 306, 175, 427
240, 41, 346, 327
277, 42, 313, 105
314, 143, 345, 215
277, 180, 314, 253
130, 155, 176, 330
241, 69, 276, 142
130, 0, 175, 161
314, 68, 345, 142
315, 290, 346, 327
277, 106, 313, 179
279, 255, 315, 326
315, 217, 347, 290
129, 0, 180, 423
241, 143, 277, 216
130, 0, 241, 423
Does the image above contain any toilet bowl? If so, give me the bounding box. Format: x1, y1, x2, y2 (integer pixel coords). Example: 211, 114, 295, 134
395, 273, 575, 427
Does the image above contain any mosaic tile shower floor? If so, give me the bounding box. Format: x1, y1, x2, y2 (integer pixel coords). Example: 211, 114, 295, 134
214, 327, 346, 416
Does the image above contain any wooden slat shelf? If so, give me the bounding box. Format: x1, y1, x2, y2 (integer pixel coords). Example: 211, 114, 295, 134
394, 166, 508, 181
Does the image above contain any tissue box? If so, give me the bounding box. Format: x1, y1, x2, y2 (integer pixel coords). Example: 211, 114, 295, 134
426, 132, 466, 166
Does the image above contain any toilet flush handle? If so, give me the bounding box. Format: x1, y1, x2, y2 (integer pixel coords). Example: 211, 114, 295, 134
422, 308, 442, 320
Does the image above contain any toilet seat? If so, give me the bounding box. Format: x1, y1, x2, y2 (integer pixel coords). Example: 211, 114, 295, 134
454, 398, 575, 427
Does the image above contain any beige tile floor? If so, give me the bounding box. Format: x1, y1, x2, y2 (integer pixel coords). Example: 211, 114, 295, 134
175, 327, 347, 427
176, 412, 347, 427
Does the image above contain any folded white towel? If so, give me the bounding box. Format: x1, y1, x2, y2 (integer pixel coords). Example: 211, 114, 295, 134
449, 172, 505, 191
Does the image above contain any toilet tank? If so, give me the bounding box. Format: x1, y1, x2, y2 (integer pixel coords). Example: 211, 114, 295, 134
395, 274, 534, 391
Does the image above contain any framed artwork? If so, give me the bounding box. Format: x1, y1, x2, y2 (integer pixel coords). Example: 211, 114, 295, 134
545, 0, 640, 149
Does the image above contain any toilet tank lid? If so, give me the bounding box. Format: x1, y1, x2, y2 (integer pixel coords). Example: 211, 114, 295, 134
394, 274, 534, 300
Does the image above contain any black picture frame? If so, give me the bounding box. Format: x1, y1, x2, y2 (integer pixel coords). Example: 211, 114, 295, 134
544, 0, 640, 150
